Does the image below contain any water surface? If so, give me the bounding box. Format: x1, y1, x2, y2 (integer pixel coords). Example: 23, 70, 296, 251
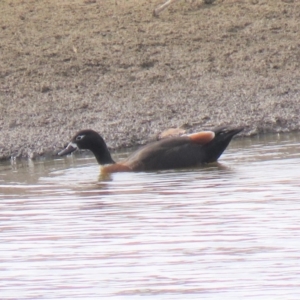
1, 133, 300, 300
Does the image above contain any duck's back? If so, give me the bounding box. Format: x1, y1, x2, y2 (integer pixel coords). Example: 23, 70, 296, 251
122, 136, 207, 171
121, 127, 243, 171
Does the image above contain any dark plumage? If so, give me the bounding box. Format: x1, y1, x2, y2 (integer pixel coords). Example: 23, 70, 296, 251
58, 127, 243, 173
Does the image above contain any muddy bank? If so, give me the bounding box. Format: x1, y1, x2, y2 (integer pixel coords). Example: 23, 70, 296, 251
0, 0, 300, 160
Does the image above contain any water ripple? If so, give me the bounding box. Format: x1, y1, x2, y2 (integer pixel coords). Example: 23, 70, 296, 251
1, 133, 300, 299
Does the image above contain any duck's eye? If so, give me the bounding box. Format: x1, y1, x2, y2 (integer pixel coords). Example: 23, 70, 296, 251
76, 135, 85, 141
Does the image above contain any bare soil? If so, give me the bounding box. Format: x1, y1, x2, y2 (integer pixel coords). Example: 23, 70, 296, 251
0, 0, 300, 160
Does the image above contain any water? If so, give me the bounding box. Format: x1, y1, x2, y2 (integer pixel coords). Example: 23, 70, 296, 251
1, 133, 300, 300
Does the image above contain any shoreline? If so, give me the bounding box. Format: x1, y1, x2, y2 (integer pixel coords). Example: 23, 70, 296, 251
1, 0, 300, 161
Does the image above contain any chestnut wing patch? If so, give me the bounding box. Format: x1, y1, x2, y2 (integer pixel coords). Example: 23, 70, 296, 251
188, 131, 215, 145
158, 127, 186, 140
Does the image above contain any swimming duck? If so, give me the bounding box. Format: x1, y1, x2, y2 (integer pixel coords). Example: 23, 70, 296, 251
58, 127, 243, 172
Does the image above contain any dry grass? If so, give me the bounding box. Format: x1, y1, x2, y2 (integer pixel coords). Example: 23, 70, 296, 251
0, 0, 300, 159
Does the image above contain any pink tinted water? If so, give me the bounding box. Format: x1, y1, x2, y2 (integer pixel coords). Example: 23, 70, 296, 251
1, 133, 300, 299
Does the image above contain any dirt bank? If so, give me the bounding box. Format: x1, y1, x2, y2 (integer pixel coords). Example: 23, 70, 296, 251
0, 0, 299, 160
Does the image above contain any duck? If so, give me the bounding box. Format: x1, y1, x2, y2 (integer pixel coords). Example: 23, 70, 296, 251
58, 127, 243, 173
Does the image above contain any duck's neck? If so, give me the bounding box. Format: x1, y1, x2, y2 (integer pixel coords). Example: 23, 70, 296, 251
93, 149, 115, 165
89, 138, 115, 165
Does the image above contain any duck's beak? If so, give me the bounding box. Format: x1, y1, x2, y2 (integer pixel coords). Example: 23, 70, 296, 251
58, 142, 78, 156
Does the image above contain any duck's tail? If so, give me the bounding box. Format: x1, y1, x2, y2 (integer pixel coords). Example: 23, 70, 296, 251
204, 127, 243, 163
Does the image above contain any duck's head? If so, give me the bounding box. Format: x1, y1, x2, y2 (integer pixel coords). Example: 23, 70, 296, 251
58, 129, 115, 165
